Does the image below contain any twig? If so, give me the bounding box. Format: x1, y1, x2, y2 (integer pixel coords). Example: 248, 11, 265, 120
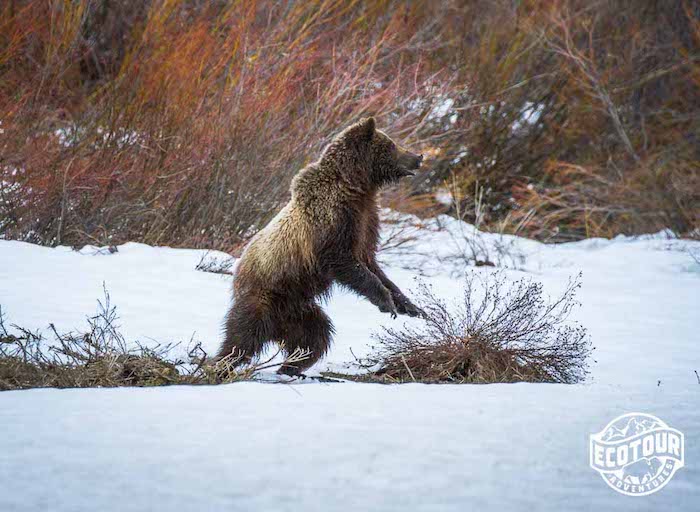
401, 354, 416, 383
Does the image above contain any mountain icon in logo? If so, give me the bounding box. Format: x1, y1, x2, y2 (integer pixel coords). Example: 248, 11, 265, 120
601, 417, 661, 442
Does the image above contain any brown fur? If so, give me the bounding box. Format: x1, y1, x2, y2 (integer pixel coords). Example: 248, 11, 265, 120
218, 118, 424, 374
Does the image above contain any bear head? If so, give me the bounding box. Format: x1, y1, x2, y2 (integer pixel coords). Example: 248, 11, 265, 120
336, 117, 423, 188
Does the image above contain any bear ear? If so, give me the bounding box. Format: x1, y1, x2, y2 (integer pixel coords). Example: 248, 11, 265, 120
344, 116, 375, 143
360, 116, 376, 139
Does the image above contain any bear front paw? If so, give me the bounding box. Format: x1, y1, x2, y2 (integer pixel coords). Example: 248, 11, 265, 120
377, 292, 398, 319
394, 294, 426, 318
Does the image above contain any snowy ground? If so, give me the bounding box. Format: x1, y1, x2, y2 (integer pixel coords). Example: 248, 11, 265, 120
1, 216, 699, 511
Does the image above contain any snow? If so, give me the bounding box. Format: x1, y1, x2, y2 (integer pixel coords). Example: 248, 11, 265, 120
53, 125, 142, 148
434, 187, 454, 206
427, 97, 457, 124
1, 216, 699, 510
511, 101, 544, 131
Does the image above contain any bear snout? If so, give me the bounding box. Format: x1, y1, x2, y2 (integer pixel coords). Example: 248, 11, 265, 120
397, 150, 423, 177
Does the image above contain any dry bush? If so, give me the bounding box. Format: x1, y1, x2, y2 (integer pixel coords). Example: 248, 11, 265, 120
347, 272, 592, 384
512, 158, 700, 241
503, 1, 700, 241
0, 0, 698, 249
411, 0, 700, 241
0, 287, 309, 390
0, 0, 452, 250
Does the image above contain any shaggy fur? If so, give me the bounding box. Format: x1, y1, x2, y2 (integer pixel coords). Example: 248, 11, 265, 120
218, 118, 424, 374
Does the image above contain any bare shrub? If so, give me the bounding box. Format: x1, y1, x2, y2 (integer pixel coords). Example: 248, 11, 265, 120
353, 272, 592, 384
512, 158, 700, 242
0, 0, 451, 251
411, 1, 700, 241
195, 251, 235, 275
1, 1, 697, 248
0, 287, 308, 390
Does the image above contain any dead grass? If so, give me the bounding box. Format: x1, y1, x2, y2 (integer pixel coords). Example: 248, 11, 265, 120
329, 272, 592, 384
0, 287, 309, 391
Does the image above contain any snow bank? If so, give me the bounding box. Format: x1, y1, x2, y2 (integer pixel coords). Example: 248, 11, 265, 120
1, 217, 698, 510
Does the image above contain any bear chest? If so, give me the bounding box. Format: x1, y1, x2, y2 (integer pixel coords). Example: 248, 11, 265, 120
350, 204, 379, 263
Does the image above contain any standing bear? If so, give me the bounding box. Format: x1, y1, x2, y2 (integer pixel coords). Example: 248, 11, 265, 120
218, 117, 424, 375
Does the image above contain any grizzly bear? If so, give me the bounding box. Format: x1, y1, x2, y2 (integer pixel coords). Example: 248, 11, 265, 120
218, 117, 424, 375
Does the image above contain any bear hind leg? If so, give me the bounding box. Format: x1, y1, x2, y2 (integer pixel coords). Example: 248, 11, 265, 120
277, 303, 334, 376
218, 299, 272, 367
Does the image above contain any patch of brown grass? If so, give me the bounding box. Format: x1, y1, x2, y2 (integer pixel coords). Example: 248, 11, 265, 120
0, 287, 308, 391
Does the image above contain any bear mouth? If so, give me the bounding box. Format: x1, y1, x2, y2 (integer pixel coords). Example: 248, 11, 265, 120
396, 152, 423, 178
398, 159, 423, 178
